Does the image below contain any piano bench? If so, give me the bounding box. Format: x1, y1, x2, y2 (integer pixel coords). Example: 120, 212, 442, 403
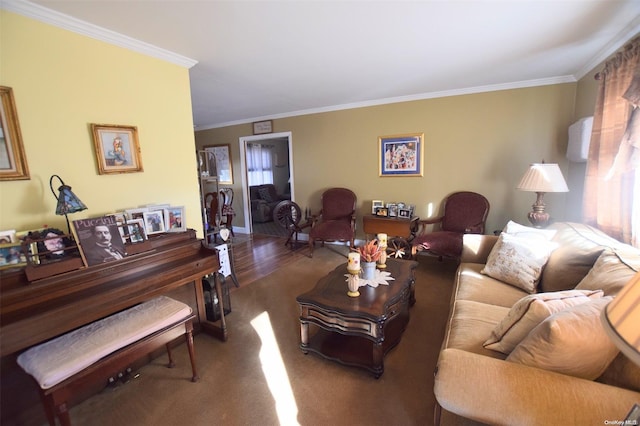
16, 296, 199, 426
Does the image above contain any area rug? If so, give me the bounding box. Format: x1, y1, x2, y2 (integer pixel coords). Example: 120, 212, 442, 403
42, 248, 457, 426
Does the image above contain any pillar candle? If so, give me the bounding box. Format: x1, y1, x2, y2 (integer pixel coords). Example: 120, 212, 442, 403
347, 252, 361, 272
377, 233, 388, 247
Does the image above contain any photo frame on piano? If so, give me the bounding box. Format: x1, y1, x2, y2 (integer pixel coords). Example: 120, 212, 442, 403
73, 215, 127, 267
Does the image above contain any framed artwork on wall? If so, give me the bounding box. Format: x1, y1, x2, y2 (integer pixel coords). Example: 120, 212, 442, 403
204, 144, 233, 184
91, 124, 143, 175
379, 133, 424, 177
253, 120, 273, 135
0, 86, 30, 181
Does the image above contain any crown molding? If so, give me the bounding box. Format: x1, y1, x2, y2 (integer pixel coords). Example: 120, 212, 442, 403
575, 18, 640, 80
195, 75, 575, 130
2, 0, 198, 69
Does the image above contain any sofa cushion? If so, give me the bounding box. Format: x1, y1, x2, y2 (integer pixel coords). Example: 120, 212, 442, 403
483, 289, 604, 354
599, 352, 640, 392
539, 222, 613, 292
442, 299, 509, 359
454, 264, 529, 308
507, 297, 619, 380
503, 220, 556, 241
257, 186, 274, 202
576, 248, 640, 296
481, 233, 557, 293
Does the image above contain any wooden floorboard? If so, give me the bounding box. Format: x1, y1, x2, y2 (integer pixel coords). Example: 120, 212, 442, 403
227, 233, 309, 289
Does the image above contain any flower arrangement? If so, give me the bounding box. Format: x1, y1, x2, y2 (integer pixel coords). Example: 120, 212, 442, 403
355, 239, 382, 263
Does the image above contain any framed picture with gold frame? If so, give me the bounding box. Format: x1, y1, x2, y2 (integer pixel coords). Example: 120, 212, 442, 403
0, 86, 30, 181
379, 133, 424, 177
91, 124, 143, 175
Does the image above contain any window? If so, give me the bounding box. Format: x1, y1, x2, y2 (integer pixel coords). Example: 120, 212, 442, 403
247, 143, 273, 186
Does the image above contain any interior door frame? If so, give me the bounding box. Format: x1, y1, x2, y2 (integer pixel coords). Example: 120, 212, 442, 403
239, 131, 293, 234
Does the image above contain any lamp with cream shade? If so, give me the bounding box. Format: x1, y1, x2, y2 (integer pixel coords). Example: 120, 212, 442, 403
601, 272, 640, 421
517, 162, 568, 228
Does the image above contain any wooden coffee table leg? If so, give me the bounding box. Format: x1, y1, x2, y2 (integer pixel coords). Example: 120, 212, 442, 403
300, 322, 309, 354
372, 341, 384, 379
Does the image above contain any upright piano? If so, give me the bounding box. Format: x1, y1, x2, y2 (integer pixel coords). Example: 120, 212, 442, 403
0, 229, 225, 358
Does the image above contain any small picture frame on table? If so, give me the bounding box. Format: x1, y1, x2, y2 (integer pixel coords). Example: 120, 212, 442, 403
119, 218, 147, 244
143, 210, 166, 235
387, 203, 398, 217
0, 242, 27, 269
398, 208, 412, 219
125, 207, 148, 221
164, 206, 186, 232
375, 207, 389, 217
371, 200, 384, 215
0, 229, 16, 243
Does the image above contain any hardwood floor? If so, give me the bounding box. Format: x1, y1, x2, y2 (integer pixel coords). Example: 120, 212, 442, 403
226, 233, 310, 289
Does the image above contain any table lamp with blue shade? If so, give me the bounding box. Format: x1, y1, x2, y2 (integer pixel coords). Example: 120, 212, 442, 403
49, 174, 87, 235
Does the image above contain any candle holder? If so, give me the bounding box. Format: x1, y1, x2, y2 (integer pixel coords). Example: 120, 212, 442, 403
377, 233, 388, 270
377, 249, 387, 269
346, 269, 360, 297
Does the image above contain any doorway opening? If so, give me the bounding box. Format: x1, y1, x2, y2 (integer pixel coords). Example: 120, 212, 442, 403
239, 132, 293, 237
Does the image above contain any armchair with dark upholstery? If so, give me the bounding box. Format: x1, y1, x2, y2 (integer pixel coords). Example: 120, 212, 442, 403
412, 191, 490, 261
308, 188, 357, 257
250, 184, 288, 223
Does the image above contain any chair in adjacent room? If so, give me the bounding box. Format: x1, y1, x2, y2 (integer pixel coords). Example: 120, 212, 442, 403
308, 188, 357, 257
219, 188, 235, 237
412, 191, 490, 261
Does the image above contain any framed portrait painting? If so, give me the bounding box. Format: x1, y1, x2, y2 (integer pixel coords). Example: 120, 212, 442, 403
91, 124, 143, 175
0, 86, 30, 181
379, 133, 424, 177
204, 145, 233, 184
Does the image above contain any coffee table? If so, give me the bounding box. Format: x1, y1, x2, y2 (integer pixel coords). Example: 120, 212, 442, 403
296, 258, 418, 378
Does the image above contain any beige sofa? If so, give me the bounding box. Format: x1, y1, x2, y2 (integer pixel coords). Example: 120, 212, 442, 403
434, 222, 640, 425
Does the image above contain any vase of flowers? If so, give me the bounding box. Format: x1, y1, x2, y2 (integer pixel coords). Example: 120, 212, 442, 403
355, 240, 382, 280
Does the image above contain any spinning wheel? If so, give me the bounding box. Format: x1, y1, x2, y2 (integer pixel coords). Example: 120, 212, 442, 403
387, 237, 412, 260
273, 200, 309, 249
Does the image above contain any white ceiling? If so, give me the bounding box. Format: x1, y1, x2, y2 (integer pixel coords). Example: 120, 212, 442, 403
7, 0, 640, 130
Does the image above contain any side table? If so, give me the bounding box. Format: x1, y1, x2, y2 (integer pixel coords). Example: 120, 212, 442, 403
362, 215, 419, 258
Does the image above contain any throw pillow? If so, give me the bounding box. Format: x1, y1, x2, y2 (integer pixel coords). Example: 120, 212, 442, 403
503, 220, 556, 241
481, 233, 558, 293
483, 289, 604, 354
257, 186, 274, 203
507, 297, 619, 380
576, 248, 640, 296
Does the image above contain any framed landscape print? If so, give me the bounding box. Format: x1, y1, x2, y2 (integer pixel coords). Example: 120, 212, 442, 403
204, 145, 233, 184
91, 124, 143, 175
0, 86, 30, 181
379, 133, 424, 177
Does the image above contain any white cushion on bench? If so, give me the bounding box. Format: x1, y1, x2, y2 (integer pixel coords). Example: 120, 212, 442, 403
17, 296, 192, 389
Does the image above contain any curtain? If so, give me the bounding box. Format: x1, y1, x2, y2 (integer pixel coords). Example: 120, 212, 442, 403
584, 36, 640, 246
247, 143, 274, 185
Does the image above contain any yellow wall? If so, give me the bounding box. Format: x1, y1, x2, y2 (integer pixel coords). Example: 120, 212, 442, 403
0, 12, 202, 236
196, 84, 577, 236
